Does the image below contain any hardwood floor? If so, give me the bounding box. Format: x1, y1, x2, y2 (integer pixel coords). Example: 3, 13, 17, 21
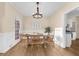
0, 39, 79, 56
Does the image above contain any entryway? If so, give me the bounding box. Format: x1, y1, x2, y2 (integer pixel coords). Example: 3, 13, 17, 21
65, 7, 79, 47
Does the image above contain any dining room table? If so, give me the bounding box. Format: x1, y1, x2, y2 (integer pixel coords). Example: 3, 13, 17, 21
24, 34, 53, 48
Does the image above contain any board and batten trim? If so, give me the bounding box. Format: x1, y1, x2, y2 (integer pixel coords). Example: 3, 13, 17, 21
0, 32, 20, 53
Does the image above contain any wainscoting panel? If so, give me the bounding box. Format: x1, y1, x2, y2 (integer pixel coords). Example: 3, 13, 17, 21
0, 32, 20, 53
54, 28, 66, 48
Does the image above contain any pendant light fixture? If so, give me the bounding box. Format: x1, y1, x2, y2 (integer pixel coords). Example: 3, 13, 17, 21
32, 2, 43, 19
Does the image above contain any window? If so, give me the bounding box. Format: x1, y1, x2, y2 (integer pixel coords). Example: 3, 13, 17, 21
32, 20, 41, 32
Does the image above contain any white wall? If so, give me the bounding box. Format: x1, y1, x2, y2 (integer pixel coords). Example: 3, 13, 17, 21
0, 3, 23, 53
22, 16, 49, 34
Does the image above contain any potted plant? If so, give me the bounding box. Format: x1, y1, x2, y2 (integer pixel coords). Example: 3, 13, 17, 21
45, 27, 51, 35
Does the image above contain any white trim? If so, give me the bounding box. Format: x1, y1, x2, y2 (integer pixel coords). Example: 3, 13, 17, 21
0, 32, 20, 53
64, 6, 79, 15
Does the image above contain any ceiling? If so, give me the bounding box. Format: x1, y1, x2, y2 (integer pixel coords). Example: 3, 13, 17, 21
9, 2, 65, 16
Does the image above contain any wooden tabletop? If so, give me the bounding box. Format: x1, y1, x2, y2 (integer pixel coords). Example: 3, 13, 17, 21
21, 34, 53, 45
27, 35, 53, 45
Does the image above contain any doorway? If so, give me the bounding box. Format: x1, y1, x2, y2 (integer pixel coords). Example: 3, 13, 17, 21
65, 7, 79, 47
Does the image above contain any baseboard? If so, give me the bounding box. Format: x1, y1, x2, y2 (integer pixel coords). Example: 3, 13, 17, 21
0, 32, 20, 53
1, 39, 20, 53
